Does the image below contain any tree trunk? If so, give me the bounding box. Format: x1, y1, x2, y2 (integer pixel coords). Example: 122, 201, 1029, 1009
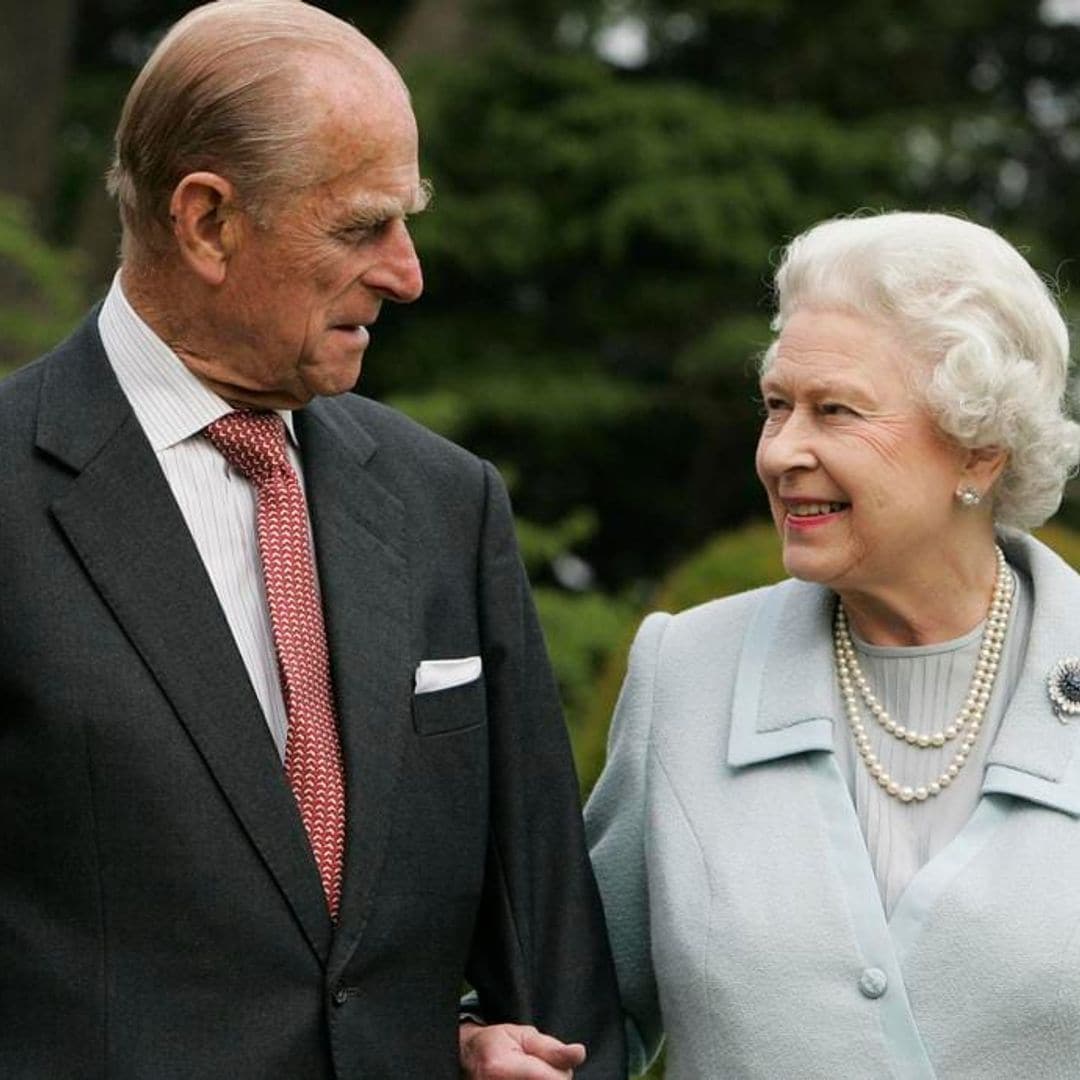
0, 0, 80, 370
0, 0, 77, 213
387, 0, 480, 64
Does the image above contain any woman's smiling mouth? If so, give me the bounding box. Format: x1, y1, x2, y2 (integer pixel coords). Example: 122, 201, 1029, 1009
786, 501, 847, 517
783, 500, 850, 528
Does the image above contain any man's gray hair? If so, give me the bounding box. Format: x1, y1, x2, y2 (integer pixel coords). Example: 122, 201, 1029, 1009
107, 0, 386, 258
763, 210, 1080, 530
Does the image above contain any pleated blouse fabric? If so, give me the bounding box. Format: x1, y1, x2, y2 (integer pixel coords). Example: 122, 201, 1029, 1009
831, 565, 1032, 916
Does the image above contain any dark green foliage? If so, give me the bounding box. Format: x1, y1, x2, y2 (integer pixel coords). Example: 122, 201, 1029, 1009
534, 584, 637, 772
0, 195, 87, 372
373, 42, 910, 587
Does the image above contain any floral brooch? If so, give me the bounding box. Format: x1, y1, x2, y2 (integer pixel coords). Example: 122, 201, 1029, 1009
1047, 657, 1080, 721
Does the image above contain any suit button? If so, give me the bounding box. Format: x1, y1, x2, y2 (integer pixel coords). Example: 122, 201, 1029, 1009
332, 987, 350, 1006
858, 968, 888, 999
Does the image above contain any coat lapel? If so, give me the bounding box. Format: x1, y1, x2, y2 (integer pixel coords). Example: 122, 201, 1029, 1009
38, 316, 334, 961
726, 578, 837, 767
294, 400, 412, 978
983, 531, 1080, 815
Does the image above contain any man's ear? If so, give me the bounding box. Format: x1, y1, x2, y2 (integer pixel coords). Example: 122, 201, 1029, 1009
960, 444, 1009, 498
169, 172, 243, 286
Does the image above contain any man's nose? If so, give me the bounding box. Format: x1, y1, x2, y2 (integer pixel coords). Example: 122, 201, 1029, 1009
367, 219, 424, 303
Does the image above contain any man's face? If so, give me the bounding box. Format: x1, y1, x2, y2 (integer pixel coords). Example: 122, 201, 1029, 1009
196, 62, 426, 410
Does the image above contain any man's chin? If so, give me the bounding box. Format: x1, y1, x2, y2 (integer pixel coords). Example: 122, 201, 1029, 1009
300, 358, 364, 401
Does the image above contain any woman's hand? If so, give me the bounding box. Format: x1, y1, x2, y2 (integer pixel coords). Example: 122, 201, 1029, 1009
459, 1021, 587, 1079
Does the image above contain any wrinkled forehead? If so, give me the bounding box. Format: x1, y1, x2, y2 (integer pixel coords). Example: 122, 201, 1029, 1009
294, 50, 419, 172
763, 305, 934, 395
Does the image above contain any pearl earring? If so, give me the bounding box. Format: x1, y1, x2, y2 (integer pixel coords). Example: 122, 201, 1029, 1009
956, 486, 982, 507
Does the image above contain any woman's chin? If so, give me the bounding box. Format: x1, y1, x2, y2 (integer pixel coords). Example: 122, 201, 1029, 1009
781, 547, 835, 585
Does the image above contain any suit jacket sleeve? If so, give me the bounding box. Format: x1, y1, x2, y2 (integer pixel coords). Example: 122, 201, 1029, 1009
584, 611, 670, 1076
465, 460, 626, 1077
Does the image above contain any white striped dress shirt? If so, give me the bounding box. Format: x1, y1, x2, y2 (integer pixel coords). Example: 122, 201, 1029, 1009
98, 274, 312, 760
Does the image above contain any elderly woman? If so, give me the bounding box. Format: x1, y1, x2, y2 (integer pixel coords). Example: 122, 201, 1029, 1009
460, 211, 1080, 1080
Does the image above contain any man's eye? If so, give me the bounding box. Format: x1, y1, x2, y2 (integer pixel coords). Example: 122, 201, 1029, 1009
821, 402, 856, 416
339, 220, 390, 244
762, 396, 790, 415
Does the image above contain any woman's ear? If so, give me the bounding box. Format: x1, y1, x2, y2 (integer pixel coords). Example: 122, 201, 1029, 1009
960, 444, 1009, 499
168, 172, 242, 286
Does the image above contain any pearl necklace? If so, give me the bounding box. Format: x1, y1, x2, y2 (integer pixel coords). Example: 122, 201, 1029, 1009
833, 545, 1014, 804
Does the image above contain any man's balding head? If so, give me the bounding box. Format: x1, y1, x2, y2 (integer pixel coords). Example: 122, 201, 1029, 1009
107, 0, 406, 261
109, 1, 427, 410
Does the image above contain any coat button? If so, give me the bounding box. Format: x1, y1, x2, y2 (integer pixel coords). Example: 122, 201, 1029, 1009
332, 987, 350, 1006
858, 968, 888, 999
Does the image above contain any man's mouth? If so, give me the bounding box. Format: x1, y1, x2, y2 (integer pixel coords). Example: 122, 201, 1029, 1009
331, 324, 371, 343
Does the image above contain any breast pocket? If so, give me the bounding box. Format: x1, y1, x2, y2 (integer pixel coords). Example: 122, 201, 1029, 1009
412, 676, 486, 736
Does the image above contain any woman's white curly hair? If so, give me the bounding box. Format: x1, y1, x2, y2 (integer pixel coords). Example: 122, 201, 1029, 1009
764, 211, 1080, 530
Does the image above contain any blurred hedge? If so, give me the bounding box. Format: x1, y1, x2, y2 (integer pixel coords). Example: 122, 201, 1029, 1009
572, 519, 784, 792
0, 194, 87, 373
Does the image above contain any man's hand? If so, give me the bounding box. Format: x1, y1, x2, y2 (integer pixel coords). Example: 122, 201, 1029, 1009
459, 1021, 587, 1079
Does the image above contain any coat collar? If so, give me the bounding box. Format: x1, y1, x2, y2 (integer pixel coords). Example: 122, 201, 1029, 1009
982, 530, 1080, 814
726, 531, 1080, 817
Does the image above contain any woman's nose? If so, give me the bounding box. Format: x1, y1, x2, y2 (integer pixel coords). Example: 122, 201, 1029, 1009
759, 411, 818, 475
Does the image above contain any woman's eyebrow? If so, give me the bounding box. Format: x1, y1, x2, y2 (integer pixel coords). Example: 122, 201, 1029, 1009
761, 373, 877, 404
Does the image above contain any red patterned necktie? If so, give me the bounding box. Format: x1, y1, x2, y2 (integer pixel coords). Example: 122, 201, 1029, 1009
205, 410, 346, 920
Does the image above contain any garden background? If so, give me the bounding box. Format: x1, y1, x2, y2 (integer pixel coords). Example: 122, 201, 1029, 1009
4, 2, 1080, 1073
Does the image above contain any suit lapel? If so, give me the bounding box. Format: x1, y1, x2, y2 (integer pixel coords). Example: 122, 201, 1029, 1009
38, 317, 334, 962
295, 400, 412, 977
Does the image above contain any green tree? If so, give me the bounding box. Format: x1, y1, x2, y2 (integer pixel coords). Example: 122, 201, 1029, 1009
368, 0, 1080, 590
0, 195, 86, 372
20, 0, 1080, 587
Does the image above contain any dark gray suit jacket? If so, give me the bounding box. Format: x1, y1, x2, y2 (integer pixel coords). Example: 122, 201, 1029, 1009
0, 312, 625, 1078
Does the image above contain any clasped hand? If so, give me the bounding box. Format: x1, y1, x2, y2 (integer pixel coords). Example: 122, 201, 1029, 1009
459, 1021, 586, 1079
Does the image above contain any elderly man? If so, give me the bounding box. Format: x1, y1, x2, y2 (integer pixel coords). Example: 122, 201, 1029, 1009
0, 3, 624, 1077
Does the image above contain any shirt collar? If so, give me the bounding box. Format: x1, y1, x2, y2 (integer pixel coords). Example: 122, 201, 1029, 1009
97, 273, 298, 452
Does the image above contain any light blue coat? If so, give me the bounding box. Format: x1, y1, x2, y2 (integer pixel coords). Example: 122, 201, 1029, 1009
586, 531, 1080, 1079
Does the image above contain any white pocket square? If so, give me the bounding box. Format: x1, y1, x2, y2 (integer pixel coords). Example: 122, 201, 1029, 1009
414, 656, 482, 695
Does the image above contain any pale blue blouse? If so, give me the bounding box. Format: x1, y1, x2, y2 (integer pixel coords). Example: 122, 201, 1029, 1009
832, 567, 1032, 914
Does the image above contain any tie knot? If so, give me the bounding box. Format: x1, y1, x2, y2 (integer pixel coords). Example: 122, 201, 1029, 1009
204, 410, 290, 486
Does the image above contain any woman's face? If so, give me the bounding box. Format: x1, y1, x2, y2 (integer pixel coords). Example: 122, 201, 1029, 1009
755, 307, 968, 597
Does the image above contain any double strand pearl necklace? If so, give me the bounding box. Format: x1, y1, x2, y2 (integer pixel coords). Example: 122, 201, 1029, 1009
833, 545, 1014, 804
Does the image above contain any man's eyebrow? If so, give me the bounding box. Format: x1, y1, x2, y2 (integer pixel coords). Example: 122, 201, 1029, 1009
411, 178, 434, 214
339, 180, 434, 229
